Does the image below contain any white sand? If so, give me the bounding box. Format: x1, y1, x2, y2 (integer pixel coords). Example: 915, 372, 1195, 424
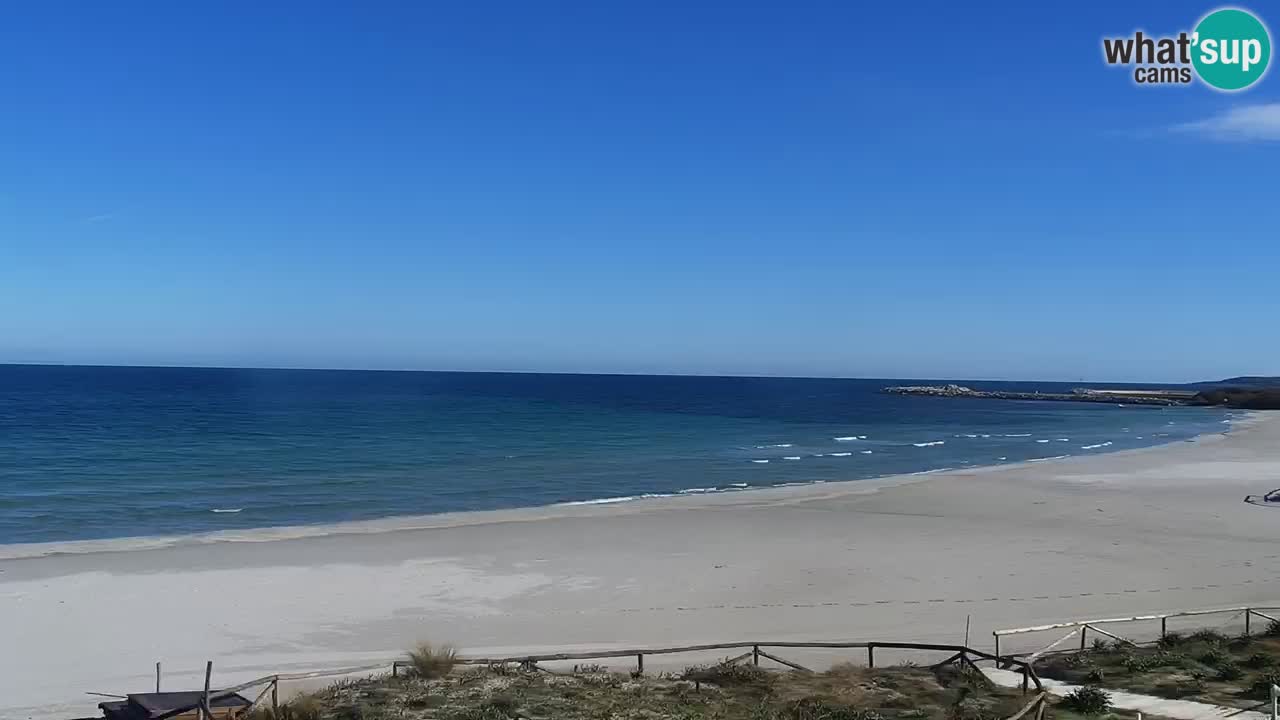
3, 413, 1279, 720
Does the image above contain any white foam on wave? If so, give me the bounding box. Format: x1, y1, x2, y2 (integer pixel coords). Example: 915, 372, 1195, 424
1056, 438, 1070, 442
211, 508, 243, 514
860, 450, 873, 454
1004, 433, 1031, 438
1080, 442, 1113, 450
997, 456, 1008, 461
783, 456, 802, 461
750, 459, 770, 464
834, 435, 868, 441
910, 467, 954, 475
1036, 439, 1050, 443
679, 487, 716, 494
559, 496, 642, 506
729, 483, 749, 487
913, 441, 945, 447
756, 443, 794, 448
1028, 455, 1070, 462
829, 452, 852, 457
956, 433, 979, 438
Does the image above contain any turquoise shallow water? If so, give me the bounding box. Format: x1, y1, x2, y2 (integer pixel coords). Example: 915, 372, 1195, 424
0, 365, 1237, 545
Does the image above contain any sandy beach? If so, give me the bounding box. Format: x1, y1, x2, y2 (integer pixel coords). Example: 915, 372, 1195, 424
3, 413, 1278, 720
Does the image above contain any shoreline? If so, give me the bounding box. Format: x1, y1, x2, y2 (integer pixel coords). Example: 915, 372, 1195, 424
4, 412, 1277, 720
0, 412, 1253, 562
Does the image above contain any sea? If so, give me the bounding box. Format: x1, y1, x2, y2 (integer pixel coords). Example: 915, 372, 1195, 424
0, 364, 1239, 546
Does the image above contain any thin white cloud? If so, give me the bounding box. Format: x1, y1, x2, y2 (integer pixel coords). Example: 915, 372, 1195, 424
81, 212, 116, 223
1173, 103, 1280, 142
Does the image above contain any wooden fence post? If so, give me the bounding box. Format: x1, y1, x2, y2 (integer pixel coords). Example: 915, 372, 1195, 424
155, 662, 161, 693
636, 654, 644, 675
867, 644, 875, 668
1247, 609, 1253, 636
753, 645, 760, 667
1161, 617, 1167, 638
272, 677, 279, 715
203, 661, 213, 720
1079, 625, 1088, 651
994, 634, 1001, 661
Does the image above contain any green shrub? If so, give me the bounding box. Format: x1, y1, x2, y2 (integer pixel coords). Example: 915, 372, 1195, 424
1086, 666, 1106, 683
407, 642, 458, 679
1062, 686, 1112, 715
1266, 620, 1280, 638
248, 695, 322, 720
1250, 672, 1280, 699
682, 661, 773, 688
1158, 632, 1184, 648
1150, 650, 1186, 667
1122, 654, 1158, 673
1245, 652, 1275, 669
1188, 629, 1230, 645
1216, 661, 1243, 681
1091, 639, 1110, 653
1198, 648, 1230, 669
786, 698, 882, 720
483, 693, 518, 718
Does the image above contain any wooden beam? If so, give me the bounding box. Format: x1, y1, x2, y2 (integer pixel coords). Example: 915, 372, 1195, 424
1027, 629, 1078, 664
995, 606, 1280, 637
1004, 693, 1048, 720
203, 661, 213, 720
1084, 624, 1137, 647
755, 650, 812, 673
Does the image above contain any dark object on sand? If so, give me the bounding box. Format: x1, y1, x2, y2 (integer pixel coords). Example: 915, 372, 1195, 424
99, 692, 251, 720
1244, 489, 1280, 507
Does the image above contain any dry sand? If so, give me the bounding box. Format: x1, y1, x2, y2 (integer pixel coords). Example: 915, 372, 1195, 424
2, 413, 1278, 720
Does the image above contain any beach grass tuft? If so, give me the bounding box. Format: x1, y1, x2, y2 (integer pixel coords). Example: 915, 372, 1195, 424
406, 642, 458, 679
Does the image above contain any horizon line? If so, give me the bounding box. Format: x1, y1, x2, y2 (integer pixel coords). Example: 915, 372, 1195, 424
0, 361, 1234, 386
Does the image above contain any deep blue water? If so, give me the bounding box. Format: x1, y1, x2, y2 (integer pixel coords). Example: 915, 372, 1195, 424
0, 365, 1237, 545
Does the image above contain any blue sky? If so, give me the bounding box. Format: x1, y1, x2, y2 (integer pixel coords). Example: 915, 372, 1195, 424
1, 1, 1276, 382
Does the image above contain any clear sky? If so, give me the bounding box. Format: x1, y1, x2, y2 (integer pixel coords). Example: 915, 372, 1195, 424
1, 1, 1276, 383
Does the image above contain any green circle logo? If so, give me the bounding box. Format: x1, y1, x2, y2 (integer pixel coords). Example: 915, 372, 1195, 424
1192, 8, 1272, 91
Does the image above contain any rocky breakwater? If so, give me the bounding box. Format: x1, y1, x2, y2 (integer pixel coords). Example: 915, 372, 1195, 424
883, 384, 1190, 406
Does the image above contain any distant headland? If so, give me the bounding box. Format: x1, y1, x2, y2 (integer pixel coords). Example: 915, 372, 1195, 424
884, 378, 1280, 409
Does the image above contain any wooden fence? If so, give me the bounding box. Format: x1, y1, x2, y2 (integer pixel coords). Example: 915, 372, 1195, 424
992, 604, 1280, 660
147, 640, 1044, 720
389, 639, 1040, 687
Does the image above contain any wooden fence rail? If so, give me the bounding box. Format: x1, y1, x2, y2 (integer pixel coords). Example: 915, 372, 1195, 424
390, 639, 1042, 691
992, 605, 1280, 659
136, 640, 1045, 720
